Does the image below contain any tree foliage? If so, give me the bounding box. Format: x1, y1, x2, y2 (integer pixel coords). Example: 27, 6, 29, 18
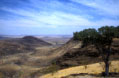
74, 26, 118, 45
73, 26, 119, 76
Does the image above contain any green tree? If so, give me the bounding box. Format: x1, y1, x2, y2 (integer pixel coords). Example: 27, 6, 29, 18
115, 26, 119, 38
73, 26, 118, 76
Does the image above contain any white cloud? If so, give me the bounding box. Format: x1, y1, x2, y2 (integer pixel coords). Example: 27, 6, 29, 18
0, 0, 119, 29
71, 0, 119, 16
0, 10, 119, 29
1, 7, 37, 17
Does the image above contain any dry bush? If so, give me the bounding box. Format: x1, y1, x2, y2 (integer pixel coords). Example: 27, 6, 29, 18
30, 64, 60, 78
0, 68, 20, 78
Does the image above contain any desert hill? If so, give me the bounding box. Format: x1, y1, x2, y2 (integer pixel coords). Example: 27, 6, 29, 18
20, 36, 52, 47
3, 36, 52, 47
0, 41, 34, 56
0, 36, 52, 56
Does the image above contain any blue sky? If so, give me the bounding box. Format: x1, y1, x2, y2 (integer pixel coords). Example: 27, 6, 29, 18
0, 0, 119, 35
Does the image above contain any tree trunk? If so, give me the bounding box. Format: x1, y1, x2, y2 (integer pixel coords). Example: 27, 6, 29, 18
104, 47, 111, 76
104, 60, 109, 76
95, 44, 111, 76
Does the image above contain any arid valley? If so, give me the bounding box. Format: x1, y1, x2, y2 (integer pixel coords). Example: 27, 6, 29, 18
0, 35, 119, 78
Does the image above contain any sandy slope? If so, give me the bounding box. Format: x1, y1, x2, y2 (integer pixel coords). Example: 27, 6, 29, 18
40, 61, 119, 78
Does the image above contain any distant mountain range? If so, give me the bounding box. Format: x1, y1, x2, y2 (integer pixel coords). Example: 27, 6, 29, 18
0, 35, 72, 38
0, 36, 9, 40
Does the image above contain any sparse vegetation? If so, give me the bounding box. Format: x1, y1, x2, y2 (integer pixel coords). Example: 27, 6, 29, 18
40, 61, 119, 78
0, 33, 119, 78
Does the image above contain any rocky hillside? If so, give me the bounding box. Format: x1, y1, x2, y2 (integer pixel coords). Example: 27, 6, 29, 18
54, 38, 119, 68
50, 38, 82, 58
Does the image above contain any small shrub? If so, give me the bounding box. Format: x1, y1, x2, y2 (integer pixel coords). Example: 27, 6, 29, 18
0, 72, 4, 78
43, 64, 60, 75
84, 65, 87, 70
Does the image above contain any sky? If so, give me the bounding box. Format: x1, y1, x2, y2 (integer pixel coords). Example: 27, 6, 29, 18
0, 0, 119, 35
